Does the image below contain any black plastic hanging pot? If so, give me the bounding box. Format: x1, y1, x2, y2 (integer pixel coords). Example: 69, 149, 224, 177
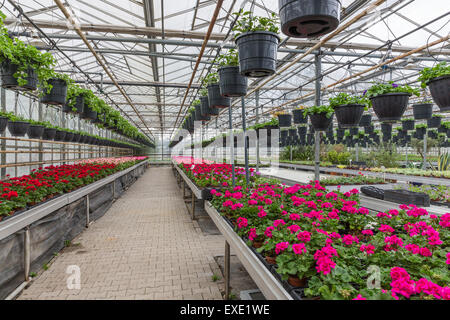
218, 66, 248, 97
370, 92, 411, 122
27, 125, 44, 139
427, 75, 450, 112
72, 95, 85, 114
200, 96, 218, 116
0, 60, 38, 91
54, 130, 66, 141
364, 125, 374, 134
288, 128, 297, 137
402, 119, 415, 131
359, 114, 372, 127
336, 128, 345, 137
279, 0, 341, 38
0, 116, 8, 134
297, 126, 307, 136
41, 78, 68, 105
235, 31, 280, 78
42, 128, 57, 140
207, 84, 231, 108
309, 113, 334, 131
334, 104, 364, 128
381, 123, 392, 135
64, 132, 74, 142
281, 130, 288, 139
72, 133, 81, 143
7, 121, 30, 137
447, 129, 450, 139
427, 130, 437, 139
427, 116, 441, 128
412, 103, 433, 120
349, 127, 358, 135
415, 127, 426, 136
278, 114, 292, 127
82, 106, 97, 121
195, 104, 210, 121
292, 109, 307, 124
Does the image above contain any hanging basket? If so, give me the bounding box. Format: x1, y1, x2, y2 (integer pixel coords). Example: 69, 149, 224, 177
334, 104, 364, 128
218, 66, 248, 97
64, 132, 74, 142
297, 126, 307, 136
40, 78, 68, 106
288, 128, 297, 137
82, 107, 97, 121
364, 125, 374, 134
54, 130, 66, 141
349, 127, 358, 135
415, 127, 426, 136
0, 116, 8, 134
427, 75, 450, 112
412, 103, 433, 120
195, 104, 210, 121
402, 119, 415, 131
207, 84, 231, 108
72, 133, 81, 143
72, 95, 85, 114
292, 109, 307, 124
359, 114, 372, 127
309, 113, 333, 131
278, 114, 292, 127
279, 0, 341, 38
0, 60, 38, 91
27, 125, 44, 139
427, 116, 441, 128
7, 121, 30, 137
381, 123, 392, 135
370, 92, 411, 122
42, 128, 57, 140
235, 31, 280, 78
201, 96, 219, 116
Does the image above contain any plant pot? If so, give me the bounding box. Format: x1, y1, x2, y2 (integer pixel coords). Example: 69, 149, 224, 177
0, 116, 8, 134
72, 95, 85, 114
359, 114, 372, 127
309, 113, 334, 131
54, 130, 66, 141
63, 132, 74, 142
292, 109, 307, 124
427, 116, 441, 128
0, 60, 38, 91
288, 128, 297, 137
207, 83, 231, 108
287, 275, 308, 288
42, 128, 57, 140
265, 256, 276, 265
200, 96, 218, 116
82, 107, 97, 121
349, 127, 358, 135
412, 103, 433, 120
381, 123, 392, 135
72, 133, 81, 143
370, 92, 411, 122
416, 127, 426, 136
427, 131, 437, 139
40, 78, 68, 105
402, 119, 414, 131
195, 104, 210, 121
278, 114, 292, 127
297, 126, 307, 136
334, 104, 364, 128
281, 130, 288, 139
7, 121, 30, 137
235, 31, 280, 78
364, 125, 374, 134
279, 0, 341, 38
27, 125, 44, 139
218, 66, 248, 97
427, 75, 450, 112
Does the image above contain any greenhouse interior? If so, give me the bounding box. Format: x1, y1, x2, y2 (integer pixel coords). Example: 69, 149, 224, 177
0, 0, 448, 305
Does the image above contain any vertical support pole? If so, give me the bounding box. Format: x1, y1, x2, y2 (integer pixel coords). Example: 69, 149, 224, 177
224, 241, 231, 300
422, 128, 427, 170
14, 92, 18, 177
228, 105, 236, 188
255, 90, 260, 172
241, 97, 250, 186
86, 194, 90, 227
405, 141, 408, 163
38, 102, 43, 165
24, 227, 31, 281
112, 180, 116, 199
356, 142, 359, 162
1, 87, 6, 179
191, 192, 195, 220
314, 53, 322, 181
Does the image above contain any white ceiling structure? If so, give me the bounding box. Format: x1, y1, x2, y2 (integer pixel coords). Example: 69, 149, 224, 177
1, 0, 449, 143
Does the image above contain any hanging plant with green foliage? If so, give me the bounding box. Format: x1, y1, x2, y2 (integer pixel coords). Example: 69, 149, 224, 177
418, 62, 450, 88
364, 81, 420, 103
328, 93, 370, 109
232, 11, 279, 38
215, 49, 239, 67
303, 105, 334, 119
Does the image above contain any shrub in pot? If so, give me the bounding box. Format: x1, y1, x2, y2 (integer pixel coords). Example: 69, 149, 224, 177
277, 112, 292, 127
329, 92, 368, 128
5, 113, 30, 137
401, 118, 415, 131
365, 81, 420, 122
418, 61, 450, 112
292, 108, 307, 124
65, 83, 88, 114
278, 0, 341, 38
427, 114, 442, 128
216, 49, 248, 97
40, 73, 71, 106
233, 11, 280, 77
304, 105, 334, 131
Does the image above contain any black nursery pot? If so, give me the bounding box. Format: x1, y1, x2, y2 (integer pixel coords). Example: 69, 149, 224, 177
40, 78, 68, 106
218, 66, 248, 97
279, 0, 341, 38
359, 114, 372, 127
281, 130, 288, 139
200, 96, 218, 116
292, 109, 307, 124
0, 60, 38, 91
370, 92, 411, 122
381, 123, 392, 135
72, 133, 81, 143
288, 128, 297, 137
412, 103, 433, 120
297, 126, 307, 136
364, 125, 374, 134
349, 127, 358, 135
82, 107, 97, 121
278, 114, 292, 127
402, 119, 415, 131
428, 75, 450, 112
309, 113, 334, 131
334, 104, 364, 128
54, 130, 66, 141
27, 125, 44, 139
72, 95, 85, 114
7, 121, 30, 137
207, 84, 231, 108
42, 128, 57, 140
64, 132, 74, 142
427, 116, 441, 128
195, 104, 210, 121
235, 31, 280, 78
415, 127, 426, 136
0, 116, 8, 134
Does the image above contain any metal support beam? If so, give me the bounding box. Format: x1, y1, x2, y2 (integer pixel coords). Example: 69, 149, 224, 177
314, 54, 322, 181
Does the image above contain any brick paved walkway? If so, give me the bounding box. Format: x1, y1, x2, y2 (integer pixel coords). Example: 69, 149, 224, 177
18, 167, 225, 300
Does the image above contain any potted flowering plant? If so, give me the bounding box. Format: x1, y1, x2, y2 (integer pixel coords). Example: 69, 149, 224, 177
365, 82, 420, 122
216, 49, 248, 97
329, 93, 369, 128
233, 11, 280, 78
278, 0, 341, 38
303, 105, 334, 131
418, 62, 450, 112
